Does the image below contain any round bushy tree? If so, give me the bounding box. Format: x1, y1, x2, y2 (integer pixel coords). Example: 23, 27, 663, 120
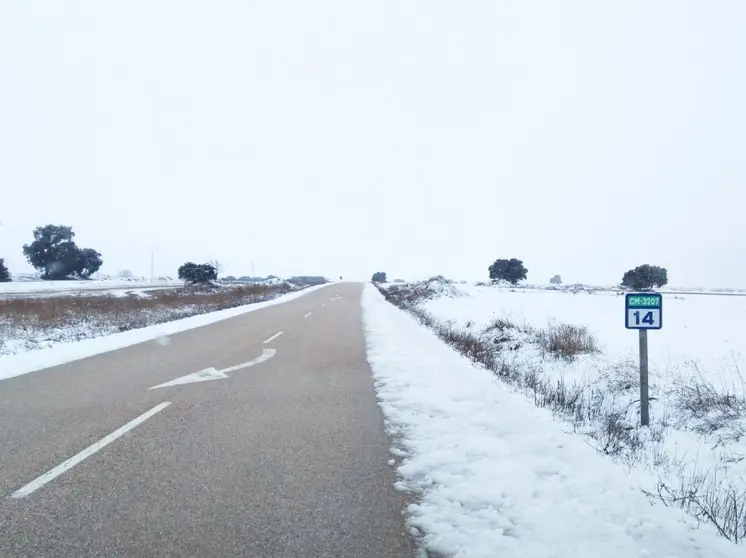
621, 264, 668, 291
371, 271, 387, 283
488, 258, 528, 285
22, 225, 102, 279
178, 262, 218, 285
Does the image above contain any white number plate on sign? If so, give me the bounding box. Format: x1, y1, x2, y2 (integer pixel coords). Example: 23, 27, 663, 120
626, 308, 661, 329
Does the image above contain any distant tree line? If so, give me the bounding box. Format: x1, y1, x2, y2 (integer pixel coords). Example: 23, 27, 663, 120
223, 275, 281, 283
288, 276, 328, 286
0, 223, 672, 293
484, 257, 668, 291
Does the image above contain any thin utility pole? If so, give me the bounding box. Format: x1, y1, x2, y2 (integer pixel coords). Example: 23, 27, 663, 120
149, 247, 158, 280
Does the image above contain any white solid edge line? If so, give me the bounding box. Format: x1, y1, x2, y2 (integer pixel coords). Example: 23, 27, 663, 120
304, 312, 312, 318
10, 402, 171, 499
263, 331, 284, 344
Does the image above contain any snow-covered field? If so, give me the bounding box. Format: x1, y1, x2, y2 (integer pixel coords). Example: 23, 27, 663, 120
426, 284, 746, 392
0, 278, 182, 298
375, 279, 746, 547
362, 284, 741, 557
481, 281, 746, 296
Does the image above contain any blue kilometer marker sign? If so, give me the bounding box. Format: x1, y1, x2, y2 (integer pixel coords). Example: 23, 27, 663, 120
625, 293, 663, 330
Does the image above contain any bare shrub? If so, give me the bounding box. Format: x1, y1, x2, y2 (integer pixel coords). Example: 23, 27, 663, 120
600, 357, 640, 393
379, 278, 462, 309
482, 318, 532, 353
534, 377, 593, 424
438, 327, 499, 371
485, 317, 519, 333
670, 362, 746, 439
535, 323, 599, 361
522, 362, 542, 394
589, 410, 643, 456
380, 284, 424, 307
644, 475, 746, 544
407, 306, 436, 329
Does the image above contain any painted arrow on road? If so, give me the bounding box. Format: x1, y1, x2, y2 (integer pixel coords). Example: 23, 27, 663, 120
149, 348, 276, 390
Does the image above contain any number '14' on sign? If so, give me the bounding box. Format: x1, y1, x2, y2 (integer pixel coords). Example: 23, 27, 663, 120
633, 311, 655, 326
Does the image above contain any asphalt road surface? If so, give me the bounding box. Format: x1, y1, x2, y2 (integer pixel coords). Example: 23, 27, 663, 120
0, 283, 415, 557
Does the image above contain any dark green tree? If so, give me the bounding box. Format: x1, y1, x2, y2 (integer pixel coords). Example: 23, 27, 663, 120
371, 271, 387, 283
75, 248, 103, 278
22, 225, 103, 279
0, 258, 10, 282
488, 258, 528, 285
178, 262, 217, 285
621, 265, 668, 291
22, 225, 75, 279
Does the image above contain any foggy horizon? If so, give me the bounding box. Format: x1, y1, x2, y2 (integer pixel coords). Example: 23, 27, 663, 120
2, 1, 744, 287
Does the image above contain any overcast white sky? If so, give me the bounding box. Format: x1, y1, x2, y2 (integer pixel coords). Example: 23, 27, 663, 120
1, 1, 744, 285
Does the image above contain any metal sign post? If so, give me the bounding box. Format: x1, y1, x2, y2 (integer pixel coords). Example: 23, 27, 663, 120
625, 293, 663, 426
638, 329, 649, 426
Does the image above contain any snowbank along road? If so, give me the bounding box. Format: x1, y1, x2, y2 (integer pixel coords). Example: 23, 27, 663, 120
0, 283, 414, 558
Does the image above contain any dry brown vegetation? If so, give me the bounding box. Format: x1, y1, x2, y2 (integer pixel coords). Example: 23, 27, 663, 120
535, 323, 600, 361
0, 283, 295, 353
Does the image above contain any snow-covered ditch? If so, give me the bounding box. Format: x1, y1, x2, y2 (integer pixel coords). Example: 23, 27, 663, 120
362, 284, 742, 557
374, 278, 746, 547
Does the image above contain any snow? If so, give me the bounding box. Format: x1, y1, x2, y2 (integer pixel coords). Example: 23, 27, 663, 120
424, 285, 746, 381
362, 284, 741, 557
0, 283, 331, 381
0, 279, 181, 297
421, 284, 746, 486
